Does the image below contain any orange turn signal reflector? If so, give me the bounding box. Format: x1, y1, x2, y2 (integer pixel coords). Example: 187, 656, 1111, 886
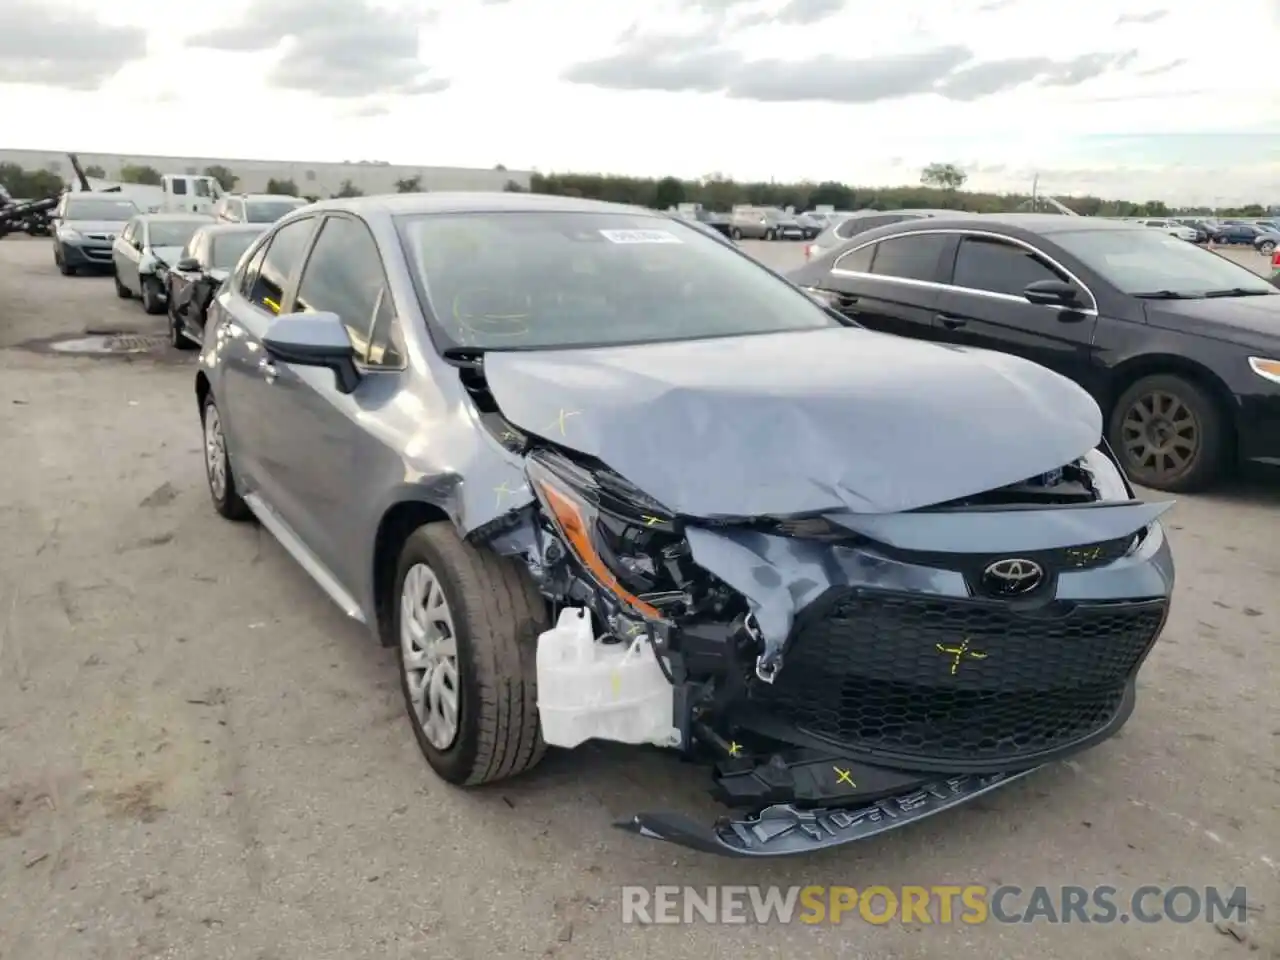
1248, 357, 1280, 384
536, 481, 662, 620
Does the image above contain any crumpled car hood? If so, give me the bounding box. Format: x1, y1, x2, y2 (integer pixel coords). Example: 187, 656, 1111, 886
484, 327, 1103, 517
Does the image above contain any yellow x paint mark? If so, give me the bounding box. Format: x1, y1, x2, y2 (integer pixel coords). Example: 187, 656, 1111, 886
728, 742, 742, 758
494, 481, 522, 507
936, 638, 988, 676
833, 766, 855, 787
547, 409, 580, 436
642, 515, 663, 526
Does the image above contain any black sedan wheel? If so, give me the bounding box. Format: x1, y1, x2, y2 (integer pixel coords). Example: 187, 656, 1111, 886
1109, 374, 1227, 492
1259, 239, 1276, 256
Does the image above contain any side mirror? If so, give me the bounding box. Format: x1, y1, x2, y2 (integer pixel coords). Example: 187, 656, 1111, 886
176, 257, 200, 272
262, 311, 361, 394
1023, 279, 1082, 308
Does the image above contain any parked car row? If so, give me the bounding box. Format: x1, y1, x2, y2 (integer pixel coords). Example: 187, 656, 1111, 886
1149, 216, 1280, 253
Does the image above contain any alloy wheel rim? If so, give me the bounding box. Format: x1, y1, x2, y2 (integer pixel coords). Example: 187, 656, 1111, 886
400, 563, 461, 750
204, 407, 228, 501
1120, 390, 1199, 481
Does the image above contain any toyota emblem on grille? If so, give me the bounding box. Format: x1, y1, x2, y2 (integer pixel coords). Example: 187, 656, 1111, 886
981, 558, 1044, 596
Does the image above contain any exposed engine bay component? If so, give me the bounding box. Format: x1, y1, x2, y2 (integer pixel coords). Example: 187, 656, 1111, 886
536, 606, 682, 749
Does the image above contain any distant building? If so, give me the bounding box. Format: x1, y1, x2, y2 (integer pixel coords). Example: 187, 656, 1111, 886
0, 149, 531, 197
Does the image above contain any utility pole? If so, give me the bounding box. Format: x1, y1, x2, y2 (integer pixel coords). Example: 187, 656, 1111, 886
1031, 173, 1039, 213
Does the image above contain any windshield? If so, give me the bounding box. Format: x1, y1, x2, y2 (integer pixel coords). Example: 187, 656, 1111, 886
398, 211, 842, 350
64, 197, 138, 221
1052, 227, 1276, 297
148, 220, 208, 248
246, 200, 303, 223
210, 231, 262, 270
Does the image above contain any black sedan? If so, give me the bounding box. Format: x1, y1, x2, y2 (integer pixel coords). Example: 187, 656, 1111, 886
789, 213, 1280, 492
1214, 223, 1271, 248
166, 223, 267, 349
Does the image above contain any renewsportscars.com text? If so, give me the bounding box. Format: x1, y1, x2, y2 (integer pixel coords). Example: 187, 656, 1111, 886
620, 885, 1249, 926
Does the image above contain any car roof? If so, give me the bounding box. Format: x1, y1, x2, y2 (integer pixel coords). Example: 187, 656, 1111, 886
195, 222, 267, 234
884, 212, 1150, 236
298, 192, 660, 219
138, 212, 216, 221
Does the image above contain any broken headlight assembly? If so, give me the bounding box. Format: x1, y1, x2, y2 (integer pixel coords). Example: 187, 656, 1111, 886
525, 450, 699, 625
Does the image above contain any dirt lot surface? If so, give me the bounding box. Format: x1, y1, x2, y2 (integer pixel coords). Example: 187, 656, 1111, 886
0, 234, 1276, 960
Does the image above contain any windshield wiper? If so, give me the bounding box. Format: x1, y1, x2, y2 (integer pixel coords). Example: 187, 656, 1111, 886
1132, 290, 1196, 299
1201, 287, 1274, 298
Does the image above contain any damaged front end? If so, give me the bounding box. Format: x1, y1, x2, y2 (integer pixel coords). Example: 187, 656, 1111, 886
477, 428, 1174, 857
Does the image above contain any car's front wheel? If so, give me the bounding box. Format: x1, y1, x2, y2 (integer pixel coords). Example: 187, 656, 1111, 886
201, 394, 252, 520
394, 523, 547, 787
141, 276, 164, 314
1108, 373, 1228, 492
1259, 239, 1276, 256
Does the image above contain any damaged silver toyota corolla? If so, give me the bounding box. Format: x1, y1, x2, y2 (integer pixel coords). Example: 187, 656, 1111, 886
195, 193, 1175, 857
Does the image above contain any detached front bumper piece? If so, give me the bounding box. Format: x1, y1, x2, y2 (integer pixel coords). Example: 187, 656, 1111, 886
618, 766, 1042, 857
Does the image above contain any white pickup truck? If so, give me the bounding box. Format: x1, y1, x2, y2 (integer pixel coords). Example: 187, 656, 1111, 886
64, 154, 225, 215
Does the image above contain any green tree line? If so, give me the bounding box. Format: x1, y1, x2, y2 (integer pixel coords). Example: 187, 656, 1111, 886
2, 161, 1271, 219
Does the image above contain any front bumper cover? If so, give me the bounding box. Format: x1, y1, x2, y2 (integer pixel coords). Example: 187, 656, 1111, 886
619, 766, 1042, 857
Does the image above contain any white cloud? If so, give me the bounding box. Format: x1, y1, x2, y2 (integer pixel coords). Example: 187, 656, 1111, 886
1, 0, 1277, 204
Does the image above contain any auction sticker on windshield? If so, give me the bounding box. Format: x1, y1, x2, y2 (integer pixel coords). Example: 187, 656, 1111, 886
599, 229, 683, 244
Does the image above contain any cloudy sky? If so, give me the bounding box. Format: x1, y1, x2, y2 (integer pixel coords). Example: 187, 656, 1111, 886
3, 0, 1278, 204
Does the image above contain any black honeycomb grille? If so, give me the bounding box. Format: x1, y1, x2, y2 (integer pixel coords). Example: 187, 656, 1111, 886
752, 589, 1167, 763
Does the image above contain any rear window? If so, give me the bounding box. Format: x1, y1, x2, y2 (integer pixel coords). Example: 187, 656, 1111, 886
246, 199, 304, 223
210, 230, 263, 270
64, 197, 138, 221
398, 211, 842, 350
148, 220, 209, 248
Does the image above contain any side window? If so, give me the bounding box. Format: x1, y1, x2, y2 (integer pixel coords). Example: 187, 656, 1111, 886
194, 179, 211, 198
237, 240, 269, 298
832, 243, 874, 273
171, 178, 188, 196
951, 236, 1065, 298
120, 220, 135, 243
247, 217, 315, 314
293, 216, 404, 368
869, 234, 950, 282
234, 200, 246, 221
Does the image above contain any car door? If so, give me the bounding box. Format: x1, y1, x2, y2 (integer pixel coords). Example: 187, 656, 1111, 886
821, 232, 952, 340
213, 216, 320, 515
253, 213, 408, 590
932, 232, 1100, 386
119, 219, 146, 292
170, 232, 206, 337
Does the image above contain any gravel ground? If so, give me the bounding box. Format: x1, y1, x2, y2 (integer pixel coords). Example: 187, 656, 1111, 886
0, 234, 1276, 960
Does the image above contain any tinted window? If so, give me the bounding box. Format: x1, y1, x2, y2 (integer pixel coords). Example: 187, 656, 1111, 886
294, 216, 403, 366
832, 243, 874, 273
237, 241, 268, 298
1052, 227, 1275, 297
246, 199, 304, 223
836, 214, 903, 240
869, 234, 949, 282
210, 231, 263, 270
148, 220, 209, 248
171, 179, 188, 196
399, 212, 841, 350
951, 237, 1064, 297
247, 217, 315, 314
64, 197, 138, 221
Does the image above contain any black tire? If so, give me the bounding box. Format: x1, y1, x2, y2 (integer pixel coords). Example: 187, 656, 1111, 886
730, 227, 742, 241
1108, 373, 1228, 493
59, 260, 76, 276
1259, 240, 1276, 256
141, 276, 164, 314
394, 523, 548, 787
200, 393, 252, 521
114, 271, 131, 298
765, 228, 777, 241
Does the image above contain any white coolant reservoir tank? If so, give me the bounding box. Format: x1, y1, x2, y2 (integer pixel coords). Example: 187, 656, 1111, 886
536, 607, 682, 750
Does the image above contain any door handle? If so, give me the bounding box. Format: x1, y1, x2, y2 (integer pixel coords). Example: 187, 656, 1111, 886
935, 313, 968, 329
835, 294, 859, 309
258, 357, 277, 384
